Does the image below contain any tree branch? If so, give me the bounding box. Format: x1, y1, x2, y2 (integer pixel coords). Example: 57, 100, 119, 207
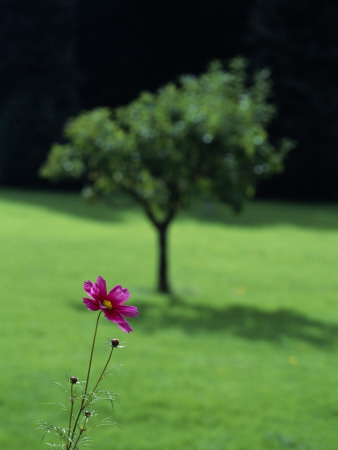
123, 187, 159, 229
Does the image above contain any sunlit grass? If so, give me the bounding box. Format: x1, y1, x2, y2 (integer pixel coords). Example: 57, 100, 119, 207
0, 189, 338, 449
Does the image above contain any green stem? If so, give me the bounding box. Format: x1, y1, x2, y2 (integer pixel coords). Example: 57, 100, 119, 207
72, 417, 88, 449
69, 311, 102, 447
82, 346, 114, 410
66, 383, 75, 447
83, 311, 102, 397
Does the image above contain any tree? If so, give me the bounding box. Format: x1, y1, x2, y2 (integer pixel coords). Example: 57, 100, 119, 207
41, 58, 292, 293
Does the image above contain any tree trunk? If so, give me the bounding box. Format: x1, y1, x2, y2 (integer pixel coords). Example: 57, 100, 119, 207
157, 224, 170, 293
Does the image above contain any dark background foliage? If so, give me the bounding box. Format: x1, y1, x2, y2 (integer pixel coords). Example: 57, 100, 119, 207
1, 0, 337, 200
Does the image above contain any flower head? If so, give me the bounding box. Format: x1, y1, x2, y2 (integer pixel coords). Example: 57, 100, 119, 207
70, 376, 78, 384
111, 338, 120, 348
83, 276, 139, 333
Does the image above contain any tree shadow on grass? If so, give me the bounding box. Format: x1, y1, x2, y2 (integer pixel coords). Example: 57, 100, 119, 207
0, 188, 140, 223
182, 198, 338, 230
1, 188, 337, 229
137, 299, 338, 347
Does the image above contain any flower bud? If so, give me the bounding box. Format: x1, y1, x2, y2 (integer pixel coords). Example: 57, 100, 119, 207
84, 411, 92, 417
70, 376, 78, 384
111, 339, 119, 348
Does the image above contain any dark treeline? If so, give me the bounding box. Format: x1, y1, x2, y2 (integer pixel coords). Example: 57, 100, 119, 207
1, 0, 337, 200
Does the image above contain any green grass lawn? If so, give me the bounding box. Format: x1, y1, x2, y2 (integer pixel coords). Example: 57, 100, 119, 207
1, 188, 338, 449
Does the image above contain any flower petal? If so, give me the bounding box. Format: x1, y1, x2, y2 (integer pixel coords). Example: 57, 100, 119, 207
83, 280, 93, 296
96, 276, 107, 295
108, 285, 130, 305
103, 310, 133, 333
117, 305, 139, 317
90, 276, 107, 301
83, 297, 100, 311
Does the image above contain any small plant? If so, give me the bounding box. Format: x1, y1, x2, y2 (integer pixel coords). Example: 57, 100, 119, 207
38, 276, 139, 448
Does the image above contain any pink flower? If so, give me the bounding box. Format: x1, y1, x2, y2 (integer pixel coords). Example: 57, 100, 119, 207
83, 276, 139, 333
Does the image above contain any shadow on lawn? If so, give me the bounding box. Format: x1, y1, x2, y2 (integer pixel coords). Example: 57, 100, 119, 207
1, 188, 338, 229
183, 198, 338, 230
137, 300, 338, 346
0, 188, 139, 223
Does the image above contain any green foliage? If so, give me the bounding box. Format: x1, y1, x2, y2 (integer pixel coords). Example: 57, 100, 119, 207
41, 58, 292, 222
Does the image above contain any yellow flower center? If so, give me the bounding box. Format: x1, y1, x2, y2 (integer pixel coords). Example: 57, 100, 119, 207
102, 300, 112, 310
